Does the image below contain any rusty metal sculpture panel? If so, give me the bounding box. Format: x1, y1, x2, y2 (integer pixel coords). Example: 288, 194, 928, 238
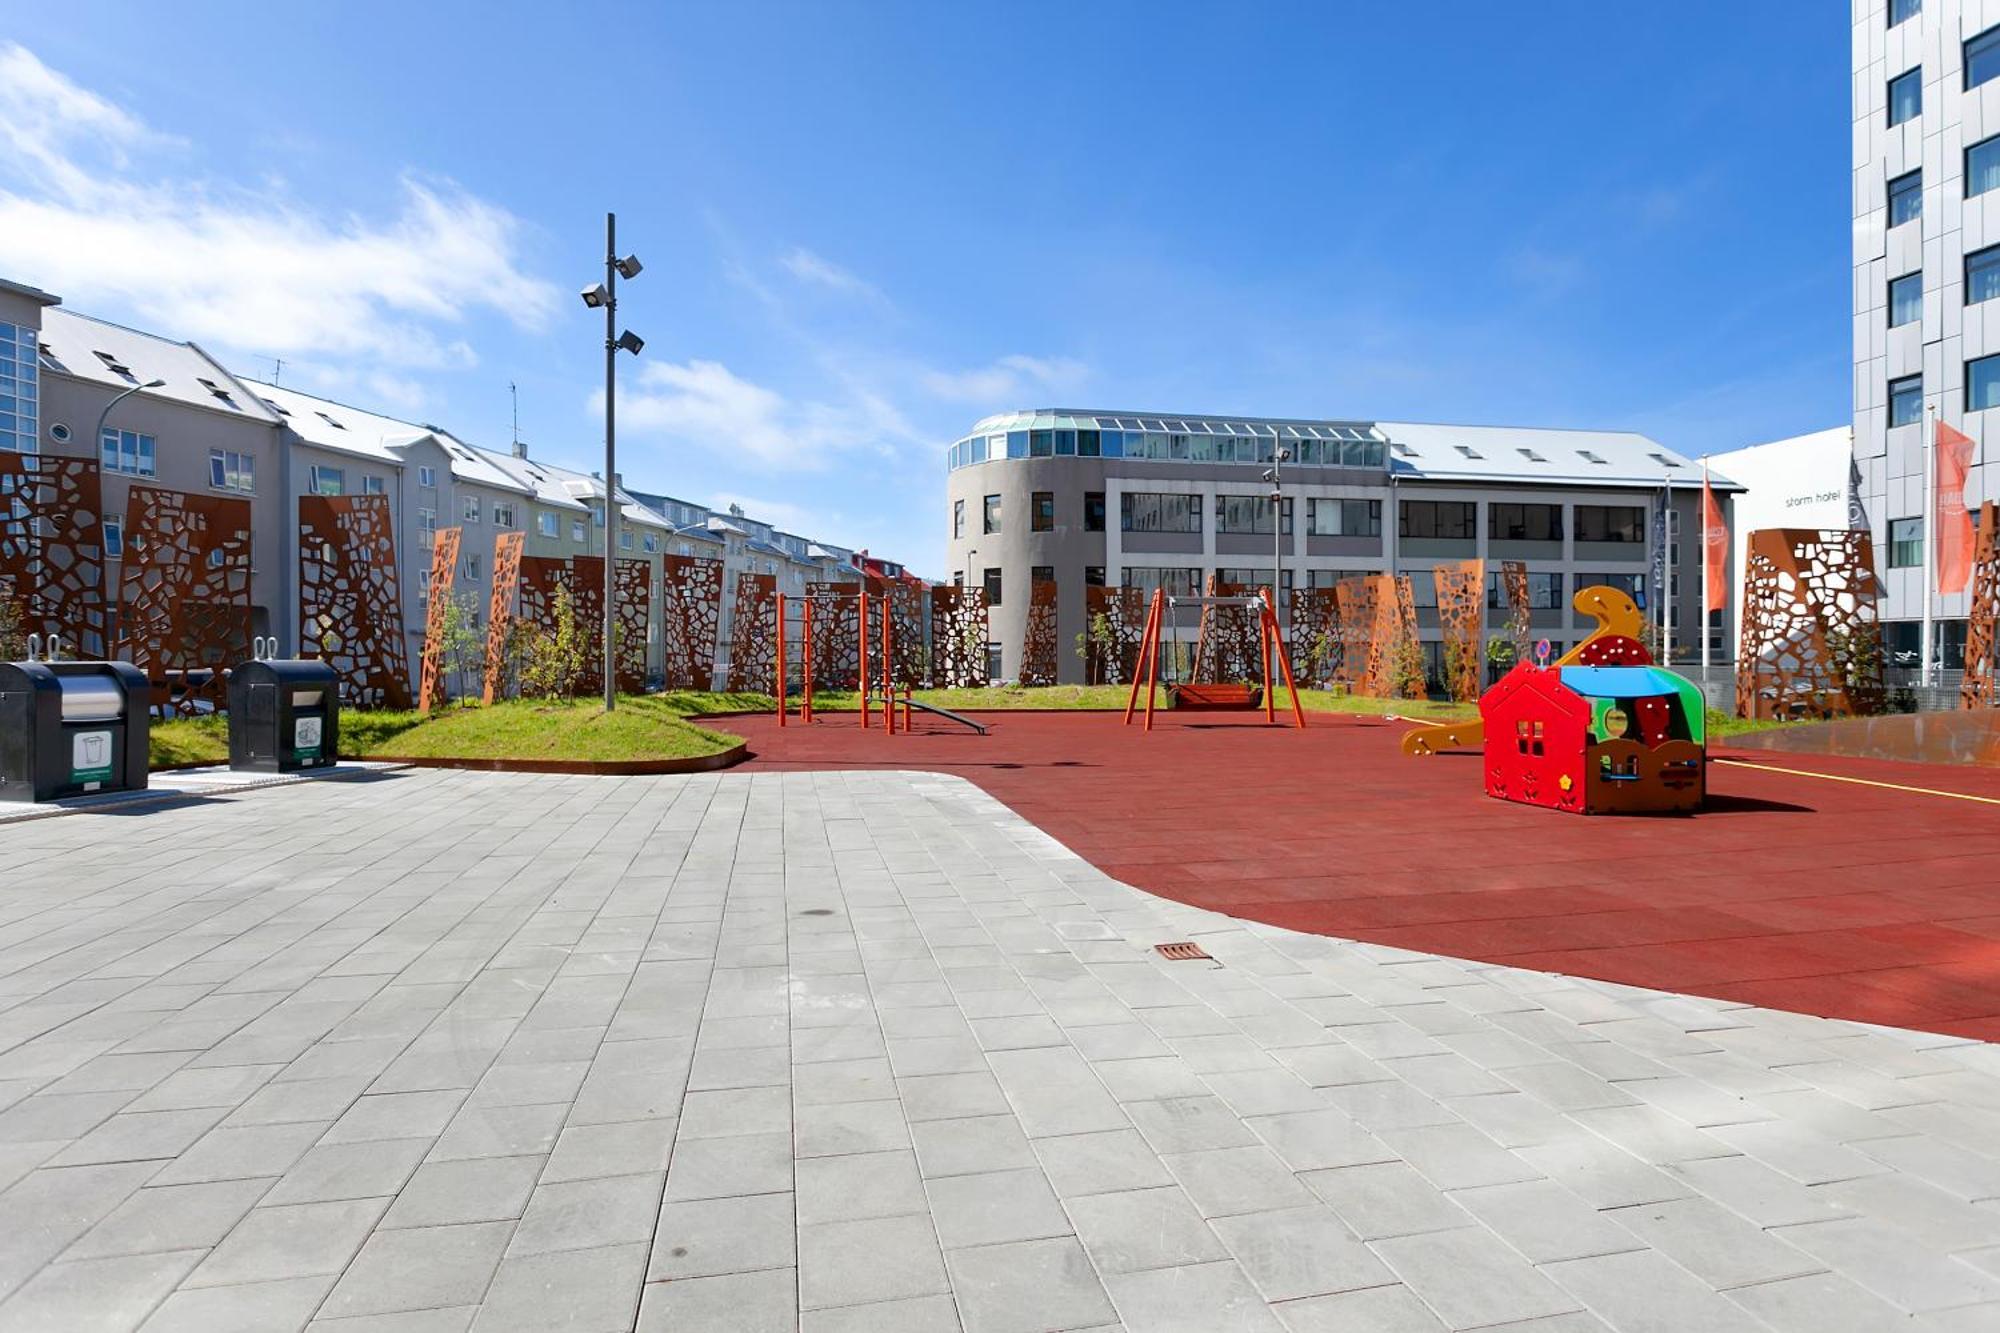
1335, 573, 1423, 699
482, 531, 524, 705
417, 526, 462, 712
1019, 579, 1058, 687
299, 494, 411, 709
613, 557, 651, 693
1962, 502, 1999, 710
663, 555, 725, 690
118, 486, 253, 716
565, 556, 650, 696
865, 577, 925, 686
1735, 528, 1887, 720
1192, 576, 1264, 684
1287, 587, 1341, 688
1392, 573, 1427, 700
806, 583, 861, 690
518, 557, 571, 637
1085, 586, 1145, 686
931, 584, 989, 688
1436, 558, 1485, 703
727, 571, 778, 693
1502, 559, 1531, 667
0, 454, 108, 657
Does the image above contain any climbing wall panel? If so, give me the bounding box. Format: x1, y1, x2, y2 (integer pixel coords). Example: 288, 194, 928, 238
1965, 502, 1999, 710
1287, 587, 1341, 688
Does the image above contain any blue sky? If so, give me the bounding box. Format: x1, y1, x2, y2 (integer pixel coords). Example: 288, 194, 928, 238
2, 3, 1846, 575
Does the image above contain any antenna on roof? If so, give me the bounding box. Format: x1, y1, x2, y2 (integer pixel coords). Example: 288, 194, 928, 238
270, 356, 283, 386
510, 381, 526, 458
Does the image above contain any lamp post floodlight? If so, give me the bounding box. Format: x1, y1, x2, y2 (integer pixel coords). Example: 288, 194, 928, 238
580, 213, 643, 711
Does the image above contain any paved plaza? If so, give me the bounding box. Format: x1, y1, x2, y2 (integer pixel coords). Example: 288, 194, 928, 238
0, 766, 1997, 1331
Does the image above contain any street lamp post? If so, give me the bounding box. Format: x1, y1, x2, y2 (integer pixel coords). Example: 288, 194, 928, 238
965, 547, 978, 594
1263, 444, 1291, 627
580, 213, 644, 712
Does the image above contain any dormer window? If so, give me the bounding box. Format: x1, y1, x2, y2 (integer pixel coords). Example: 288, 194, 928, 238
1390, 442, 1417, 458
196, 377, 239, 407
262, 398, 292, 417
93, 350, 135, 380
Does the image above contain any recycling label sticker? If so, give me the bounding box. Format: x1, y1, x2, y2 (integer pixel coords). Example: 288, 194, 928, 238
71, 730, 114, 784
294, 716, 324, 763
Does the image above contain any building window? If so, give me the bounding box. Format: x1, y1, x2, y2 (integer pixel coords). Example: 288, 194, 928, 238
1969, 25, 2000, 90
1029, 430, 1053, 457
1969, 246, 2000, 307
493, 502, 516, 527
464, 553, 482, 581
1489, 502, 1563, 542
1122, 566, 1203, 600
1889, 516, 1924, 567
1969, 136, 2000, 200
953, 499, 965, 540
983, 567, 1002, 607
308, 464, 344, 495
1889, 272, 1922, 327
983, 494, 1001, 535
537, 512, 558, 538
1031, 564, 1055, 586
572, 519, 586, 543
1120, 493, 1203, 533
1574, 504, 1645, 543
643, 533, 658, 554
208, 449, 254, 493
1398, 500, 1475, 540
1581, 571, 1647, 605
1888, 169, 1922, 227
1084, 565, 1105, 587
101, 429, 156, 477
1891, 0, 1919, 24
461, 495, 481, 523
1054, 430, 1075, 456
1486, 570, 1564, 609
103, 515, 122, 559
417, 508, 437, 549
1084, 492, 1105, 531
0, 322, 39, 455
1969, 355, 2000, 411
1306, 498, 1381, 537
1889, 373, 1923, 426
1032, 491, 1055, 531
1888, 67, 1921, 126
1078, 429, 1100, 457
418, 465, 437, 488
1215, 495, 1292, 535
619, 530, 634, 550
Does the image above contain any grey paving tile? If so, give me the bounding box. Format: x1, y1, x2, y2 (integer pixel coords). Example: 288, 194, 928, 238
470, 1241, 645, 1332
1603, 1195, 1824, 1289
910, 1112, 1038, 1178
185, 1197, 389, 1287
381, 1155, 544, 1229
798, 1213, 948, 1310
69, 1176, 275, 1260
1272, 1284, 1446, 1332
796, 1149, 927, 1225
664, 1129, 792, 1201
135, 1274, 335, 1333
1372, 1226, 1582, 1330
49, 1106, 230, 1166
636, 1266, 797, 1332
428, 1103, 567, 1162
319, 1220, 513, 1319
798, 1293, 962, 1333
1771, 1216, 2000, 1312
1165, 1144, 1318, 1218
1723, 1270, 1925, 1333
1101, 1258, 1286, 1332
648, 1190, 796, 1281
1210, 1202, 1393, 1301
678, 1086, 792, 1139
986, 1048, 1128, 1138
541, 1117, 675, 1184
797, 1099, 912, 1158
926, 1166, 1070, 1248
1299, 1162, 1471, 1241
943, 1235, 1115, 1333
323, 1091, 467, 1145
0, 1247, 203, 1332
148, 1120, 329, 1185
1542, 1249, 1773, 1333
1248, 1108, 1394, 1172
1127, 1094, 1259, 1154
262, 1138, 432, 1206
1066, 1184, 1228, 1274
1033, 1127, 1176, 1198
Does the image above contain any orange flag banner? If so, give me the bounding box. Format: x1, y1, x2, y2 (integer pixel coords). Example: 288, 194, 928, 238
1937, 420, 1975, 595
1701, 472, 1728, 614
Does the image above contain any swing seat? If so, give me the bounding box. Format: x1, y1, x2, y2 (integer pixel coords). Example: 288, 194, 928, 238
1169, 683, 1262, 710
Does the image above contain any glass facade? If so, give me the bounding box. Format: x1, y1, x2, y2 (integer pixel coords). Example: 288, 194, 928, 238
1970, 246, 2000, 305
1888, 516, 1923, 568
1969, 355, 2000, 412
1888, 374, 1923, 426
1889, 272, 1922, 327
1970, 25, 2000, 91
1888, 170, 1922, 227
947, 413, 1388, 472
0, 322, 36, 455
1888, 67, 1922, 126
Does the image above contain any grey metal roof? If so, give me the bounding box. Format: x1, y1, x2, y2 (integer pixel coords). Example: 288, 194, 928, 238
1376, 421, 1741, 491
40, 309, 281, 424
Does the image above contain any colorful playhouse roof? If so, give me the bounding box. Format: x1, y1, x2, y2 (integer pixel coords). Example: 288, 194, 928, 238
1557, 666, 1686, 698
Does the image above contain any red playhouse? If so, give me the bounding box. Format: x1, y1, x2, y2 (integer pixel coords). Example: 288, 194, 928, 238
1481, 661, 1707, 815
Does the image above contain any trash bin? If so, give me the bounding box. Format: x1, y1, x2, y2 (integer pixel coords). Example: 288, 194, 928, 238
0, 656, 151, 802
226, 658, 340, 774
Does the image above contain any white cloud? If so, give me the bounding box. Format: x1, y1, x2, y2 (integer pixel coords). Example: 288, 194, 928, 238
921, 353, 1089, 404
705, 492, 835, 536
0, 43, 557, 380
779, 246, 881, 300
612, 358, 897, 471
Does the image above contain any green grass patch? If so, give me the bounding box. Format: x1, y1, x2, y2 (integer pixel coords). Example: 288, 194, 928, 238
1704, 707, 1810, 738
667, 682, 1476, 719
149, 716, 230, 768
363, 695, 739, 763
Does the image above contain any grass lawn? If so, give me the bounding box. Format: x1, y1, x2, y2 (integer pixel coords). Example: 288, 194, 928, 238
363, 695, 739, 762
656, 682, 1476, 718
149, 716, 231, 767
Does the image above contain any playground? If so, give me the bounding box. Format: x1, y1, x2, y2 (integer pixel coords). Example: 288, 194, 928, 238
730, 706, 2000, 1041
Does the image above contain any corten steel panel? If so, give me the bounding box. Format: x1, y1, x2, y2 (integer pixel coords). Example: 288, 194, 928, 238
118, 485, 253, 717
1191, 576, 1263, 684
1335, 573, 1423, 700
568, 556, 606, 696
1287, 587, 1341, 688
1502, 560, 1532, 666
482, 531, 525, 705
0, 454, 107, 658
1333, 576, 1374, 691
1962, 502, 1998, 710
663, 555, 725, 690
929, 584, 989, 688
565, 557, 649, 696
864, 576, 926, 687
612, 557, 651, 693
1734, 528, 1887, 721
1393, 573, 1427, 701
518, 556, 572, 641
1084, 585, 1145, 686
1436, 558, 1485, 703
806, 583, 860, 690
417, 526, 462, 713
1018, 579, 1058, 687
298, 494, 412, 709
727, 572, 778, 693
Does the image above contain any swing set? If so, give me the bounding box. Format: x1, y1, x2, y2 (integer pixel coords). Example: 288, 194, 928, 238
774, 589, 986, 736
1122, 587, 1306, 731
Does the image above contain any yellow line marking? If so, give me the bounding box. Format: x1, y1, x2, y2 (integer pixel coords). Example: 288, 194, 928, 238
1715, 757, 2000, 806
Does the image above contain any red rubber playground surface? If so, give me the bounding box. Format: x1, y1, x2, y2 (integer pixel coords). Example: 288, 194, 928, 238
731, 708, 2000, 1040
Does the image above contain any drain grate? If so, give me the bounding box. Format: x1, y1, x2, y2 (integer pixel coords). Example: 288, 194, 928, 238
1154, 941, 1212, 962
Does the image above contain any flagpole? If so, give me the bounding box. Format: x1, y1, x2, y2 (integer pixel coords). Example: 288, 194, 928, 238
1701, 456, 1711, 698
1923, 405, 1937, 687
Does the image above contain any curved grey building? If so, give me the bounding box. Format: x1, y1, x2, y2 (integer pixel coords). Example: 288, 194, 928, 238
943, 409, 1738, 689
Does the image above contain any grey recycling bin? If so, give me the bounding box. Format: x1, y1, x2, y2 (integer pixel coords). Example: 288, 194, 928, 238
0, 658, 151, 802
226, 658, 340, 774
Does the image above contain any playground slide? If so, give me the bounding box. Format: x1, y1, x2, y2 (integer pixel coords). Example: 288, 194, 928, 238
1399, 586, 1649, 756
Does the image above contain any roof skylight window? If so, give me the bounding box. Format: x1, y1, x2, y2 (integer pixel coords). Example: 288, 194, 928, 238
1648, 451, 1683, 468
1516, 447, 1548, 463
1454, 445, 1483, 458
196, 377, 238, 407
93, 350, 134, 378
1578, 449, 1607, 464
316, 411, 346, 430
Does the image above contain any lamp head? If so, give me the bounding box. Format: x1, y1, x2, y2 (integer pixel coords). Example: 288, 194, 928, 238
142, 378, 166, 388
615, 329, 645, 356
614, 254, 643, 280
580, 283, 609, 309
1277, 447, 1291, 463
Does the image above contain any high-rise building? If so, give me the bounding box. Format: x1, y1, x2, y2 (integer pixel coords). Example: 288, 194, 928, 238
1851, 0, 1991, 671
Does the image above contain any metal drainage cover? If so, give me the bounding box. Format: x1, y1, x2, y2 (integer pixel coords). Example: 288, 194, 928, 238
1155, 941, 1213, 962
